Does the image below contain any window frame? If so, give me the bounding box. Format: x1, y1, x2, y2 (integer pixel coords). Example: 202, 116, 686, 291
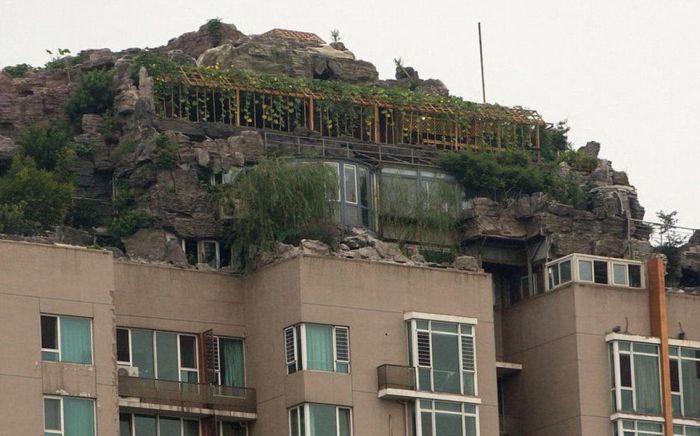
117, 327, 132, 366
546, 254, 645, 291
611, 418, 664, 436
414, 400, 480, 436
408, 317, 478, 397
288, 404, 353, 436
284, 323, 351, 374
343, 163, 358, 205
119, 412, 200, 436
41, 314, 94, 365
117, 327, 199, 382
608, 338, 662, 415
214, 335, 247, 387
669, 344, 700, 419
43, 395, 96, 436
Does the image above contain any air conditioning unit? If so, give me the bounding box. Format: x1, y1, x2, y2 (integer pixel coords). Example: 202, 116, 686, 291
117, 365, 139, 377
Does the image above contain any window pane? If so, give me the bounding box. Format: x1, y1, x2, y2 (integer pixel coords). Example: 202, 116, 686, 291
621, 389, 634, 411
435, 401, 461, 412
63, 397, 95, 436
464, 416, 477, 436
179, 335, 197, 369
156, 331, 179, 381
158, 417, 180, 436
548, 265, 560, 289
613, 264, 628, 285
419, 367, 432, 391
220, 338, 245, 387
560, 260, 572, 283
134, 415, 157, 436
579, 260, 593, 281
463, 371, 475, 396
42, 351, 59, 361
358, 167, 369, 208
435, 412, 462, 436
682, 359, 700, 418
44, 398, 61, 431
672, 393, 682, 418
221, 422, 246, 436
634, 343, 658, 355
620, 354, 632, 387
60, 317, 92, 364
201, 241, 218, 268
431, 333, 460, 394
309, 404, 337, 436
41, 316, 58, 350
635, 354, 661, 414
629, 265, 642, 287
670, 359, 680, 392
117, 329, 130, 363
432, 322, 458, 334
338, 408, 351, 436
119, 413, 132, 436
132, 329, 155, 379
290, 408, 300, 436
421, 412, 433, 436
344, 165, 357, 204
594, 261, 608, 284
306, 325, 334, 371
183, 420, 198, 436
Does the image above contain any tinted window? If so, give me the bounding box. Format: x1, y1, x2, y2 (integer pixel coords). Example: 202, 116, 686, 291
594, 260, 608, 284
41, 315, 57, 349
179, 335, 197, 369
629, 265, 642, 288
117, 328, 130, 363
620, 354, 632, 387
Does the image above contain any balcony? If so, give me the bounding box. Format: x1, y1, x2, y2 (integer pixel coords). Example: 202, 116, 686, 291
545, 254, 646, 292
118, 376, 256, 419
377, 364, 482, 403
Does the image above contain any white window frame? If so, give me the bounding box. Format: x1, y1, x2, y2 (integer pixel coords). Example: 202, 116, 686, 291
120, 412, 201, 436
414, 400, 480, 436
44, 395, 96, 436
608, 338, 662, 415
117, 327, 199, 382
611, 418, 664, 435
288, 404, 353, 436
214, 335, 246, 387
41, 314, 94, 365
673, 422, 700, 435
285, 326, 300, 375
285, 324, 351, 374
545, 254, 646, 291
408, 317, 478, 398
669, 344, 700, 419
343, 164, 358, 205
177, 333, 199, 382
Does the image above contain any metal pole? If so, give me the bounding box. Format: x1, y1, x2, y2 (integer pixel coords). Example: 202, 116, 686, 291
478, 22, 486, 104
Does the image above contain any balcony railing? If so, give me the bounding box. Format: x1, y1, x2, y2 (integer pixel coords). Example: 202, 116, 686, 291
118, 376, 256, 413
377, 364, 416, 391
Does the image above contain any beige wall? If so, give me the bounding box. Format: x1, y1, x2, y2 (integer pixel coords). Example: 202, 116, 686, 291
500, 282, 652, 436
0, 240, 117, 436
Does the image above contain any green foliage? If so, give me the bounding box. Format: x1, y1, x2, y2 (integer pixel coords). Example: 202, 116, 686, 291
2, 63, 31, 78
207, 18, 224, 46
73, 142, 94, 159
65, 70, 115, 126
224, 158, 336, 268
112, 138, 138, 159
107, 186, 152, 239
655, 210, 687, 286
438, 149, 585, 206
379, 174, 461, 243
540, 120, 570, 162
65, 199, 101, 229
557, 149, 598, 173
154, 134, 178, 169
0, 203, 39, 235
17, 125, 75, 173
0, 155, 74, 230
130, 50, 180, 85
330, 29, 341, 43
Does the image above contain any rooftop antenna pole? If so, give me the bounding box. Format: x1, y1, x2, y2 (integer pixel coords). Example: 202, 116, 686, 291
478, 22, 486, 104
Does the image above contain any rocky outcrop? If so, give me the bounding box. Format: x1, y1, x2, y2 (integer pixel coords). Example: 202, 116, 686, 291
197, 33, 378, 83
122, 228, 187, 265
380, 64, 450, 96
162, 22, 248, 59
680, 231, 700, 287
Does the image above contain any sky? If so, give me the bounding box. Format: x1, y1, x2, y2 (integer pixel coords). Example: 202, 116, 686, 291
1, 0, 698, 229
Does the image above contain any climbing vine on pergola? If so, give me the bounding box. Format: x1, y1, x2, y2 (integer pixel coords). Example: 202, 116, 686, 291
140, 57, 546, 154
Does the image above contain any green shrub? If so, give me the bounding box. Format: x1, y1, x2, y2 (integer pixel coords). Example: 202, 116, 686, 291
65, 199, 101, 228
65, 70, 115, 126
107, 208, 153, 240
112, 138, 138, 159
207, 18, 223, 46
540, 120, 570, 162
154, 134, 178, 169
0, 155, 74, 229
130, 51, 178, 85
557, 149, 598, 173
73, 142, 94, 159
18, 125, 75, 172
438, 148, 585, 206
2, 64, 31, 78
0, 203, 39, 235
224, 158, 336, 268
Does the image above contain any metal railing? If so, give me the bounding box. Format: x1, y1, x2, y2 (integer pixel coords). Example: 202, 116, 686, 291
118, 376, 256, 413
377, 364, 416, 391
262, 131, 439, 167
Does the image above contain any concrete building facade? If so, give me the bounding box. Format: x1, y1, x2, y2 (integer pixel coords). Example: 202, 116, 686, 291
2, 239, 699, 436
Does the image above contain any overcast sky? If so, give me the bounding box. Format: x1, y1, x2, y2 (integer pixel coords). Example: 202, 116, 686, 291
1, 0, 698, 229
